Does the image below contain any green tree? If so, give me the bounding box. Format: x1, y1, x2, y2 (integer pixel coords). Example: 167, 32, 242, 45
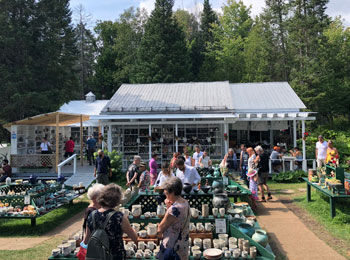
74, 4, 96, 99
133, 0, 191, 83
92, 7, 147, 98
205, 0, 253, 82
0, 0, 78, 123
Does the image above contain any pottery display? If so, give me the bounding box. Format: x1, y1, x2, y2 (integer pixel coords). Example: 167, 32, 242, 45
238, 223, 255, 237
202, 204, 209, 217
146, 223, 157, 238
212, 180, 224, 189
252, 229, 268, 247
191, 208, 201, 219
201, 186, 211, 193
213, 193, 231, 210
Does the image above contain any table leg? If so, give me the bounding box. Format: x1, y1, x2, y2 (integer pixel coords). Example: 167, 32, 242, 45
31, 218, 36, 227
330, 197, 336, 218
306, 183, 311, 202
234, 196, 238, 203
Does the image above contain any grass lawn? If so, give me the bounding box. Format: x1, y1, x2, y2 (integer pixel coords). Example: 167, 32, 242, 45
0, 196, 88, 237
0, 236, 64, 260
295, 191, 350, 242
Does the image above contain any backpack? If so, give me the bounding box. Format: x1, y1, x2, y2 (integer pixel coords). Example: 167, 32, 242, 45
86, 210, 117, 260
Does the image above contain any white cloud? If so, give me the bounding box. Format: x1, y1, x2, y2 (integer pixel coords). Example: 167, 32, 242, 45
140, 0, 155, 14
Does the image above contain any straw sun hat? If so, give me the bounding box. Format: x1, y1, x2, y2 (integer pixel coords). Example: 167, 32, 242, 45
247, 168, 257, 177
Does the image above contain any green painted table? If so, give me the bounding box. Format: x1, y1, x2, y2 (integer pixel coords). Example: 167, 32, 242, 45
303, 177, 350, 218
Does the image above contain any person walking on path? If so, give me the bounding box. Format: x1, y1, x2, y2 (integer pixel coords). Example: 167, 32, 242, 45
149, 153, 158, 186
64, 137, 75, 159
255, 146, 272, 202
315, 135, 328, 168
94, 150, 112, 185
86, 136, 97, 166
126, 155, 141, 190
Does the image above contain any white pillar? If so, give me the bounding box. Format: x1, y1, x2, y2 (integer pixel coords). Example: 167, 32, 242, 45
107, 126, 112, 152
101, 125, 105, 150
302, 120, 306, 171
224, 123, 229, 152
149, 124, 152, 160
293, 120, 297, 148
175, 124, 178, 153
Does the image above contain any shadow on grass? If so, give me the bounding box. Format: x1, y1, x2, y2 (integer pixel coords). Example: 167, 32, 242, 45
0, 200, 89, 237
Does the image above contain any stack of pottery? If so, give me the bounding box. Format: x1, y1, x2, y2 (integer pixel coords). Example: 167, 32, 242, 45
252, 229, 268, 247
157, 203, 166, 218
212, 192, 230, 210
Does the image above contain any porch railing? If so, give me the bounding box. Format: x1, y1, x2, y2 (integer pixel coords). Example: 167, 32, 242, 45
57, 154, 77, 177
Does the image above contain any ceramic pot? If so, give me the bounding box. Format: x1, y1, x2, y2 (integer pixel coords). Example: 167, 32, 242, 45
183, 183, 192, 194
157, 204, 166, 218
29, 175, 37, 185
202, 204, 209, 217
238, 223, 255, 237
5, 177, 11, 185
213, 193, 230, 210
146, 224, 157, 237
212, 180, 224, 189
252, 229, 268, 247
132, 205, 142, 218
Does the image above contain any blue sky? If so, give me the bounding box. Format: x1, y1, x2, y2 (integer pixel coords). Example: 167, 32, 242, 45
69, 0, 350, 27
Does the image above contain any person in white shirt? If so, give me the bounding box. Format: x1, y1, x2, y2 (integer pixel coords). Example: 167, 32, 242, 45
192, 145, 203, 168
199, 150, 212, 168
175, 158, 201, 191
316, 135, 328, 168
40, 137, 51, 154
154, 162, 175, 188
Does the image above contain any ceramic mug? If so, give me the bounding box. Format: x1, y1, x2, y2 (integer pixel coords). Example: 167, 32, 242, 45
127, 242, 137, 251
191, 245, 200, 253
144, 250, 152, 259
135, 250, 143, 259
151, 212, 157, 218
147, 241, 156, 251
138, 230, 147, 238
144, 211, 151, 218
203, 238, 212, 249
204, 222, 214, 232
225, 250, 231, 258
132, 223, 141, 232
138, 241, 146, 250
212, 208, 218, 217
123, 209, 130, 218
213, 239, 221, 249
189, 223, 196, 232
218, 234, 229, 246
126, 248, 135, 258
196, 223, 204, 232
191, 208, 201, 219
219, 207, 225, 217
192, 250, 202, 260
193, 238, 202, 249
146, 224, 157, 237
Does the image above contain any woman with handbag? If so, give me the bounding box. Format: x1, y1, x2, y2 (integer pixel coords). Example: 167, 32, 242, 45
157, 177, 190, 260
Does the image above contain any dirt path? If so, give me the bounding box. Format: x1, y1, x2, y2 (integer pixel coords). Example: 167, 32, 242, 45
0, 210, 84, 250
256, 198, 346, 260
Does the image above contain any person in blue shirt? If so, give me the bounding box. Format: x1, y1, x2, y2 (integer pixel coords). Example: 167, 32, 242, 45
94, 150, 112, 185
86, 136, 97, 165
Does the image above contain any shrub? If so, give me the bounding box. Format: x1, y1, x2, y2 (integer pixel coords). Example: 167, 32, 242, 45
272, 170, 307, 183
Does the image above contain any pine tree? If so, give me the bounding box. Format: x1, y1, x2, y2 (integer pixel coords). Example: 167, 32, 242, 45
133, 0, 191, 83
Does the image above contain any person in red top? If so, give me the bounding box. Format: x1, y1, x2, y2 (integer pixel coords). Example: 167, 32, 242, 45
0, 159, 12, 182
64, 137, 75, 159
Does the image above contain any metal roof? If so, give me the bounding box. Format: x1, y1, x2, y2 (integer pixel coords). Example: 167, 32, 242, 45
59, 100, 109, 116
101, 81, 234, 114
229, 82, 306, 112
101, 81, 306, 114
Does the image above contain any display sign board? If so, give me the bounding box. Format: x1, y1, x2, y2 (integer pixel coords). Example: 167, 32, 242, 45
215, 218, 227, 234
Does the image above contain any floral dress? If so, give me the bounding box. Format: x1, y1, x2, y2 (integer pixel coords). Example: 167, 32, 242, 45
139, 170, 150, 192
87, 209, 125, 259
249, 178, 259, 200
159, 200, 190, 260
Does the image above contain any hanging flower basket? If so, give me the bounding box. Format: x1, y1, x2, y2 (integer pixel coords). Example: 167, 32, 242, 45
147, 135, 152, 141
302, 132, 309, 141
224, 133, 228, 141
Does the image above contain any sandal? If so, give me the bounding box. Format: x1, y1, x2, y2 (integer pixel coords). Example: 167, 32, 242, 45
259, 197, 266, 202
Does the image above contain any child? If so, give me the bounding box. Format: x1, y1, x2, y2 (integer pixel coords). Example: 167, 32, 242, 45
138, 162, 150, 193
247, 168, 259, 211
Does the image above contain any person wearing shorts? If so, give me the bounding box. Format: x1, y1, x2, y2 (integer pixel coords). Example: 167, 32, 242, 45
255, 146, 272, 202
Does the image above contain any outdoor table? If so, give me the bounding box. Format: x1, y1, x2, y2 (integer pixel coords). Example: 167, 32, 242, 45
303, 177, 350, 218
282, 156, 296, 172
